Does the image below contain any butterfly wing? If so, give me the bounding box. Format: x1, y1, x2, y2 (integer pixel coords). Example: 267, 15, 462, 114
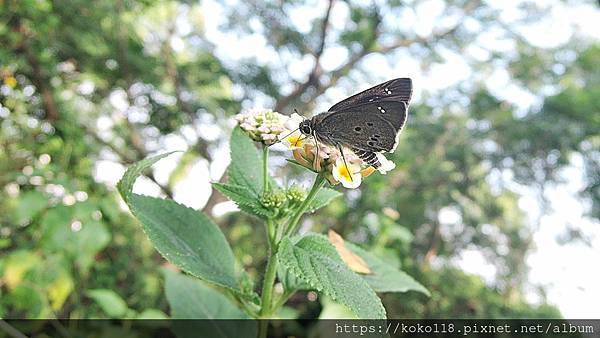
327, 78, 412, 113
314, 100, 408, 153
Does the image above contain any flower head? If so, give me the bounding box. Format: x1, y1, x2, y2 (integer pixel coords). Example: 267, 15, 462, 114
280, 113, 306, 150
332, 157, 362, 189
235, 108, 287, 145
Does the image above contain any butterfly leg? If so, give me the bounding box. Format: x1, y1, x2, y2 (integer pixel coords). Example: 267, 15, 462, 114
312, 132, 321, 172
352, 148, 381, 169
337, 144, 354, 182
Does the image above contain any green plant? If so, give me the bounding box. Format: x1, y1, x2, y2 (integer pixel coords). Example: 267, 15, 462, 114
117, 119, 428, 338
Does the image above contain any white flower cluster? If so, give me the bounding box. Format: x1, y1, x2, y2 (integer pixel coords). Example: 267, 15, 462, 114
235, 108, 288, 145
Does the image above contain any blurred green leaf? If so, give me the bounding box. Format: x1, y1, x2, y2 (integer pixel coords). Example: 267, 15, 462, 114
3, 250, 41, 289
228, 126, 265, 197
40, 203, 111, 273
137, 308, 169, 319
47, 270, 74, 310
306, 188, 342, 213
86, 289, 129, 318
278, 234, 386, 319
10, 284, 49, 318
14, 190, 48, 225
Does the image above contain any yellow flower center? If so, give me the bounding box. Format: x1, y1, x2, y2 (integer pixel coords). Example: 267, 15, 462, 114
287, 134, 304, 147
338, 164, 352, 181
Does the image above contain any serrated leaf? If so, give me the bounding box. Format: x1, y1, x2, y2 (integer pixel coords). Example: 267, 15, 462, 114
165, 270, 257, 338
164, 270, 249, 319
129, 194, 239, 291
117, 153, 240, 292
212, 183, 257, 207
117, 151, 179, 202
306, 188, 342, 213
278, 234, 386, 319
212, 182, 273, 218
277, 263, 311, 293
328, 230, 371, 274
346, 243, 429, 296
228, 126, 264, 197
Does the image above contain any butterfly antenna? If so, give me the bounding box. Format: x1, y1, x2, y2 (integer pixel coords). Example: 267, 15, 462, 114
337, 144, 353, 182
294, 134, 309, 147
269, 127, 300, 147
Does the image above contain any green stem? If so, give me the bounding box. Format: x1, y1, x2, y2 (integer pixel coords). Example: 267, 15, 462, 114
262, 145, 269, 194
257, 244, 278, 338
272, 290, 294, 312
283, 173, 326, 238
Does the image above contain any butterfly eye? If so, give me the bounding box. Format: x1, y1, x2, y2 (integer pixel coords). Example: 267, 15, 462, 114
300, 125, 312, 134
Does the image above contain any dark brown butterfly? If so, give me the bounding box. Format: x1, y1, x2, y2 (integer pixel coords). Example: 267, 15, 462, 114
298, 78, 412, 169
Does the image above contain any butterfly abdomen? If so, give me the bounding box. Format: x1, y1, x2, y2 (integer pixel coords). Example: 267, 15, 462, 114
352, 148, 381, 169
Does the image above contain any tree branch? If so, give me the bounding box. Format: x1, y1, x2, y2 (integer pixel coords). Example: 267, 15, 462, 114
274, 0, 335, 112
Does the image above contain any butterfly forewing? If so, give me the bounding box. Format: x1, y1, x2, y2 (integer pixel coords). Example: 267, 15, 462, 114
327, 78, 412, 113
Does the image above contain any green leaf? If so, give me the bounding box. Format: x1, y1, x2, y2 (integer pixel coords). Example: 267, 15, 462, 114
86, 289, 129, 318
14, 190, 49, 225
306, 188, 342, 213
129, 194, 239, 291
117, 151, 179, 202
118, 152, 240, 292
165, 270, 257, 338
137, 309, 169, 319
40, 203, 111, 274
278, 234, 386, 319
277, 263, 311, 292
212, 182, 273, 218
347, 243, 430, 296
228, 126, 264, 197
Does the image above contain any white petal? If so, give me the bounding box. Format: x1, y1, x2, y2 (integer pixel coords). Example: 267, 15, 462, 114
375, 153, 396, 174
332, 158, 362, 189
284, 113, 304, 130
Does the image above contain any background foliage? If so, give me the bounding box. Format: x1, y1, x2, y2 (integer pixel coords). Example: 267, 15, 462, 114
1, 0, 599, 324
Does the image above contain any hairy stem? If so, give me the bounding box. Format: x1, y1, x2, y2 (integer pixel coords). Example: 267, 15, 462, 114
262, 145, 269, 194
284, 173, 326, 238
257, 243, 278, 338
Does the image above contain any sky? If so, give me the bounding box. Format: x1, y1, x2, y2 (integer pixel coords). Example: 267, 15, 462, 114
96, 0, 600, 318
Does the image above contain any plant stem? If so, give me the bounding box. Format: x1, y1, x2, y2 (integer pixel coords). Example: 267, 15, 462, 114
258, 144, 275, 338
283, 173, 326, 238
257, 243, 278, 338
262, 145, 269, 193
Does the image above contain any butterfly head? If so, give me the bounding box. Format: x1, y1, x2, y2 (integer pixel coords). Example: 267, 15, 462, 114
299, 119, 313, 135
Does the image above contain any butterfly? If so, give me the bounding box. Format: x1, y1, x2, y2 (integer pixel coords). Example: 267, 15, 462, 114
296, 78, 412, 170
